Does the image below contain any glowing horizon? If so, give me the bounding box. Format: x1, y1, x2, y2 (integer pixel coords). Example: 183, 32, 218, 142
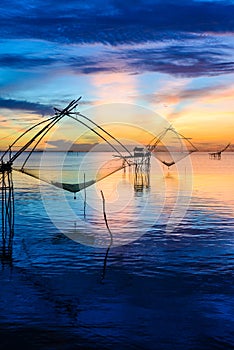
0, 1, 233, 151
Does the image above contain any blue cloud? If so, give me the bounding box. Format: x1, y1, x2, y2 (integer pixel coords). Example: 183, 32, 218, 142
0, 97, 54, 115
0, 0, 233, 79
0, 54, 55, 69
0, 40, 233, 78
0, 0, 233, 45
119, 44, 234, 77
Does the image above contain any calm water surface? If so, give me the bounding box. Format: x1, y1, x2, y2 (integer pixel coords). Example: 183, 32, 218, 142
0, 152, 233, 350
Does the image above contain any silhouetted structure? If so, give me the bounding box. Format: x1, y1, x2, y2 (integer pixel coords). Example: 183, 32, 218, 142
0, 98, 138, 258
0, 99, 81, 258
0, 160, 14, 258
147, 126, 198, 168
209, 143, 230, 160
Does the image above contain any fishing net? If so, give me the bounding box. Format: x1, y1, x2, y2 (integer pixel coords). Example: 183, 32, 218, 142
14, 156, 126, 194
3, 101, 195, 248
148, 127, 197, 168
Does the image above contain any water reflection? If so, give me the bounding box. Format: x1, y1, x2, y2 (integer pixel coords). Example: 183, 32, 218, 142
0, 152, 233, 349
11, 152, 234, 247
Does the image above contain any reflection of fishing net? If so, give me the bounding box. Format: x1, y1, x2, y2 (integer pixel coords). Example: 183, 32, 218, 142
148, 127, 197, 167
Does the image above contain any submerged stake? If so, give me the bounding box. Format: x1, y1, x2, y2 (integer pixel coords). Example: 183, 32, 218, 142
100, 190, 113, 282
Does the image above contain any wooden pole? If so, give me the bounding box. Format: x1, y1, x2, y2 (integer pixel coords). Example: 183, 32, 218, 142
0, 162, 14, 259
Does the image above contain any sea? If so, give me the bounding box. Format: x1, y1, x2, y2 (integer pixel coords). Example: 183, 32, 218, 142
0, 151, 233, 350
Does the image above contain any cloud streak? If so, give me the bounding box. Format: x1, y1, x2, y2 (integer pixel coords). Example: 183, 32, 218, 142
135, 83, 233, 104
117, 41, 234, 76
0, 54, 55, 69
0, 97, 54, 115
1, 40, 233, 78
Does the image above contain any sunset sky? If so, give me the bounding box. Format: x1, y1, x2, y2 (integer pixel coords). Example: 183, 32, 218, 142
0, 0, 233, 150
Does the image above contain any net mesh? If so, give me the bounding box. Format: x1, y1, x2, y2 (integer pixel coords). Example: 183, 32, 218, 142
14, 157, 126, 193
149, 127, 197, 167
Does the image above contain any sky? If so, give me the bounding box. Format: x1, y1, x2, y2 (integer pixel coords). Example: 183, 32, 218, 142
0, 0, 234, 150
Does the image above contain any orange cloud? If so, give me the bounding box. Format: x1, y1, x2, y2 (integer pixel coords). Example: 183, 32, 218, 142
91, 72, 138, 104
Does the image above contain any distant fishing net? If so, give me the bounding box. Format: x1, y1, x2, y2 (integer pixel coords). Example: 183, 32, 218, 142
148, 127, 197, 168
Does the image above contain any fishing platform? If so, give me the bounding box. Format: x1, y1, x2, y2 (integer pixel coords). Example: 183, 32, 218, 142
209, 143, 230, 160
